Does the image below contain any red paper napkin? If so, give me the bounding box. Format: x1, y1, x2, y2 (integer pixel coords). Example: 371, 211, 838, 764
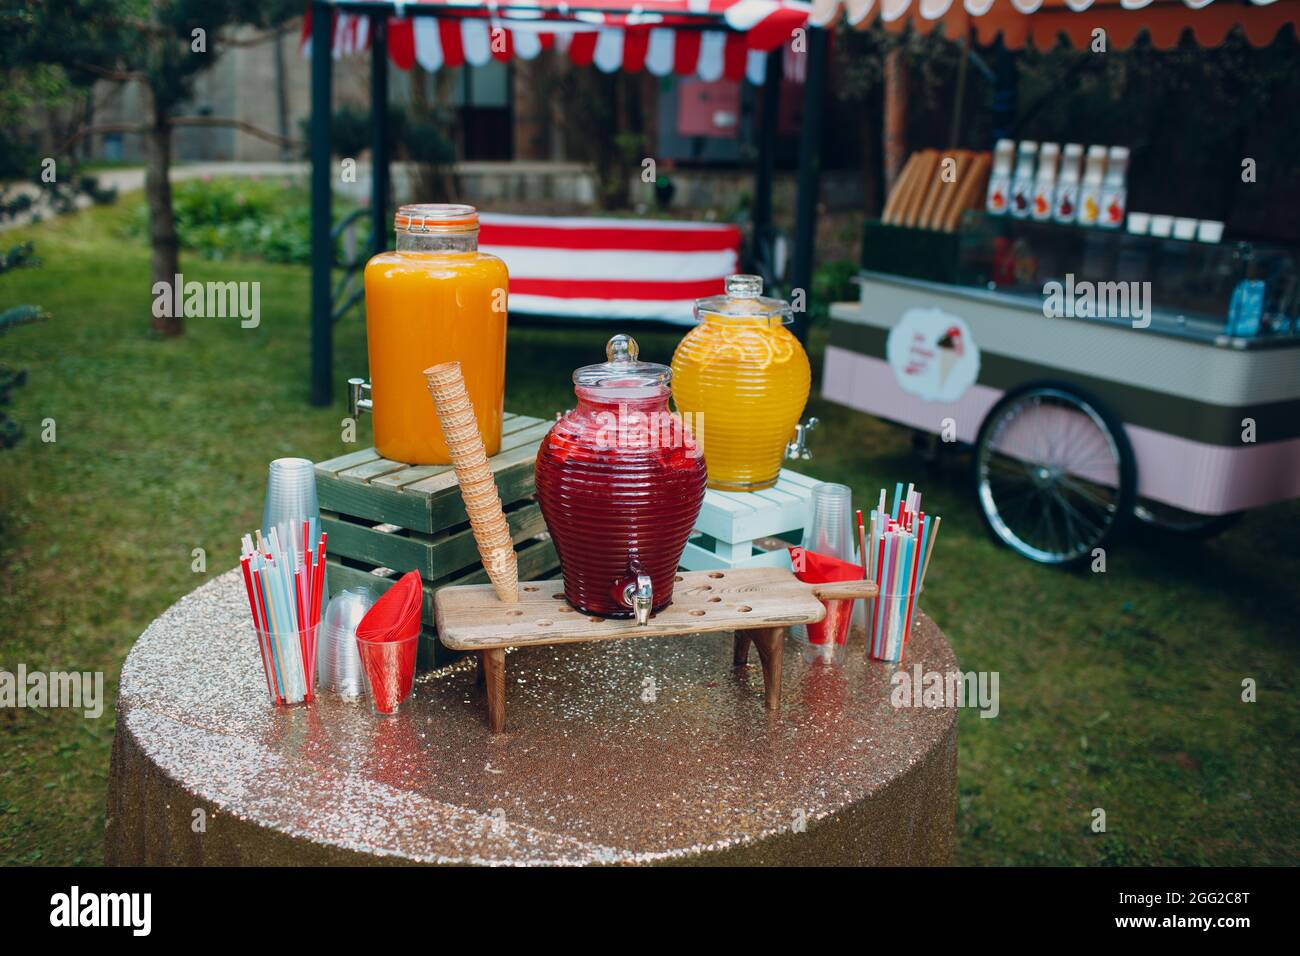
356, 570, 423, 643
791, 548, 862, 646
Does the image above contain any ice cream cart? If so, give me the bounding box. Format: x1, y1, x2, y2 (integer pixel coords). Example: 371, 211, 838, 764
824, 223, 1300, 564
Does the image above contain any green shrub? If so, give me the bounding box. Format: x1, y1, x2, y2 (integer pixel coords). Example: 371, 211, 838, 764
125, 176, 358, 266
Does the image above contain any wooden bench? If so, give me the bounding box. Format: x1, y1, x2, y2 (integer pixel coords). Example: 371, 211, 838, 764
435, 567, 876, 732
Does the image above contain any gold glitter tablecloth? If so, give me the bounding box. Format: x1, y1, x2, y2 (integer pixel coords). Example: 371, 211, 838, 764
106, 569, 957, 865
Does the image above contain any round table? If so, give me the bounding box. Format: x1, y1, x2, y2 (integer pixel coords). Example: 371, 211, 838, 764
106, 570, 958, 865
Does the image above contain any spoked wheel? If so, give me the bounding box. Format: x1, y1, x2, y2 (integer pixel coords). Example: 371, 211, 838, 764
974, 382, 1136, 565
1134, 501, 1242, 539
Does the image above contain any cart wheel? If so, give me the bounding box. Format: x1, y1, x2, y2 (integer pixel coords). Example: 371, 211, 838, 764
1133, 501, 1242, 539
973, 382, 1136, 565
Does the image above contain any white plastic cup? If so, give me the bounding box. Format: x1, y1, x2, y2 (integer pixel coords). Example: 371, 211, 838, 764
1149, 215, 1174, 238
1173, 217, 1198, 241
800, 483, 856, 563
1126, 212, 1151, 235
317, 588, 374, 699
262, 457, 327, 618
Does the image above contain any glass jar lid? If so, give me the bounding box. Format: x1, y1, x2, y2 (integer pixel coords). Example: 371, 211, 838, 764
394, 203, 478, 234
695, 274, 793, 325
573, 334, 671, 389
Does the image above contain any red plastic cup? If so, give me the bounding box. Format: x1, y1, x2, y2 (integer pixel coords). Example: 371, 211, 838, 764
356, 630, 418, 715
791, 547, 861, 664
808, 597, 853, 648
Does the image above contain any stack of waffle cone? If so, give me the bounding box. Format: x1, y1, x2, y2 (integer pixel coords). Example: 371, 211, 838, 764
424, 362, 518, 603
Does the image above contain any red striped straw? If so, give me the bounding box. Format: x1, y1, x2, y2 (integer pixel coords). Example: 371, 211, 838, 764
240, 556, 276, 703
872, 535, 887, 658
293, 566, 307, 697
250, 563, 283, 704
309, 531, 327, 688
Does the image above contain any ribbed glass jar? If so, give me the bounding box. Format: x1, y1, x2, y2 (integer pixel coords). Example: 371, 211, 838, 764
363, 203, 507, 465
535, 335, 707, 617
671, 275, 810, 491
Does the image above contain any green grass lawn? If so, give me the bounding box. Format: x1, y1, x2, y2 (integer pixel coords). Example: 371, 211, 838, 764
1, 195, 1296, 866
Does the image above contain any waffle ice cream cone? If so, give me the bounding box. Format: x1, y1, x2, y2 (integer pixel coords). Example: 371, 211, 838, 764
424, 362, 518, 603
935, 326, 963, 387
937, 348, 959, 385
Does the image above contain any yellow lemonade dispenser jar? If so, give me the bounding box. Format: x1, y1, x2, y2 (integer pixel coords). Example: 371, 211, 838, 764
363, 204, 508, 465
671, 274, 810, 491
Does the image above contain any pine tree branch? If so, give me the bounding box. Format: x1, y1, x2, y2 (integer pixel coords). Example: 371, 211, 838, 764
56, 123, 150, 154
169, 116, 298, 148
71, 62, 148, 84
56, 117, 299, 155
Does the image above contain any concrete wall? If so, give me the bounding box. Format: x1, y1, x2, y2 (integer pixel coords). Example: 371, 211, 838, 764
88, 23, 373, 164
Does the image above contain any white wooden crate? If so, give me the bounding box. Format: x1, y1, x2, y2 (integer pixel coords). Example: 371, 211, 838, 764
680, 469, 822, 571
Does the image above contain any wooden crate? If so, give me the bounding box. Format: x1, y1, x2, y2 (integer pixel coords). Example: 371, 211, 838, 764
315, 412, 560, 668
681, 469, 822, 571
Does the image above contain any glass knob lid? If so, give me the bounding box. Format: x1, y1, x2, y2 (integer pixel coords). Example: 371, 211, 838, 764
725, 274, 763, 298
695, 274, 793, 325
573, 334, 672, 389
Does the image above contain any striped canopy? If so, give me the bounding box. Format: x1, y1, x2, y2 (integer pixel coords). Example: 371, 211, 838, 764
809, 0, 1300, 49
305, 1, 813, 84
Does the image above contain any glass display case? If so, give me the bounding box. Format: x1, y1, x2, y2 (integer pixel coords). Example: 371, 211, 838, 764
836, 214, 1300, 563
862, 213, 1300, 343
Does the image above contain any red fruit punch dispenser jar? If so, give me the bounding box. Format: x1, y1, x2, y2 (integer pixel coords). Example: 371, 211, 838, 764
535, 334, 707, 622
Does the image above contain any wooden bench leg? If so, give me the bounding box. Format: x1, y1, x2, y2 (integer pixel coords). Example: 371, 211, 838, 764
482, 648, 506, 733
746, 627, 784, 711
732, 633, 752, 666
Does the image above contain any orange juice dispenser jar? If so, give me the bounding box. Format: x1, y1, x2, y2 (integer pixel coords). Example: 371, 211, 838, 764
363, 204, 507, 465
670, 274, 810, 491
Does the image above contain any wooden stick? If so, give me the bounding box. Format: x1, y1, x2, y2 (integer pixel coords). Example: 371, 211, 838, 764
927, 151, 973, 230
915, 152, 957, 231
881, 152, 921, 224
900, 150, 940, 228
940, 151, 991, 232
808, 579, 879, 602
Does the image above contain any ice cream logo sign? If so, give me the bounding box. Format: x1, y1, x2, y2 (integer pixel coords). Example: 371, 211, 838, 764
885, 308, 981, 403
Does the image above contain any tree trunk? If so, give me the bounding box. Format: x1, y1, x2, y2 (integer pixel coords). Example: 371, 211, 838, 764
144, 94, 182, 337
883, 47, 909, 200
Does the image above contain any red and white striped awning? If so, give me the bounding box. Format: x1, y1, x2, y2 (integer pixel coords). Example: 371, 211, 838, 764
808, 0, 1299, 49
304, 1, 813, 84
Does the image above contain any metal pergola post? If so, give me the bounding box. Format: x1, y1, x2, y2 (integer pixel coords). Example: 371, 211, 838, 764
751, 49, 782, 281
308, 0, 830, 397
789, 26, 828, 347
370, 14, 391, 258
309, 0, 334, 407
